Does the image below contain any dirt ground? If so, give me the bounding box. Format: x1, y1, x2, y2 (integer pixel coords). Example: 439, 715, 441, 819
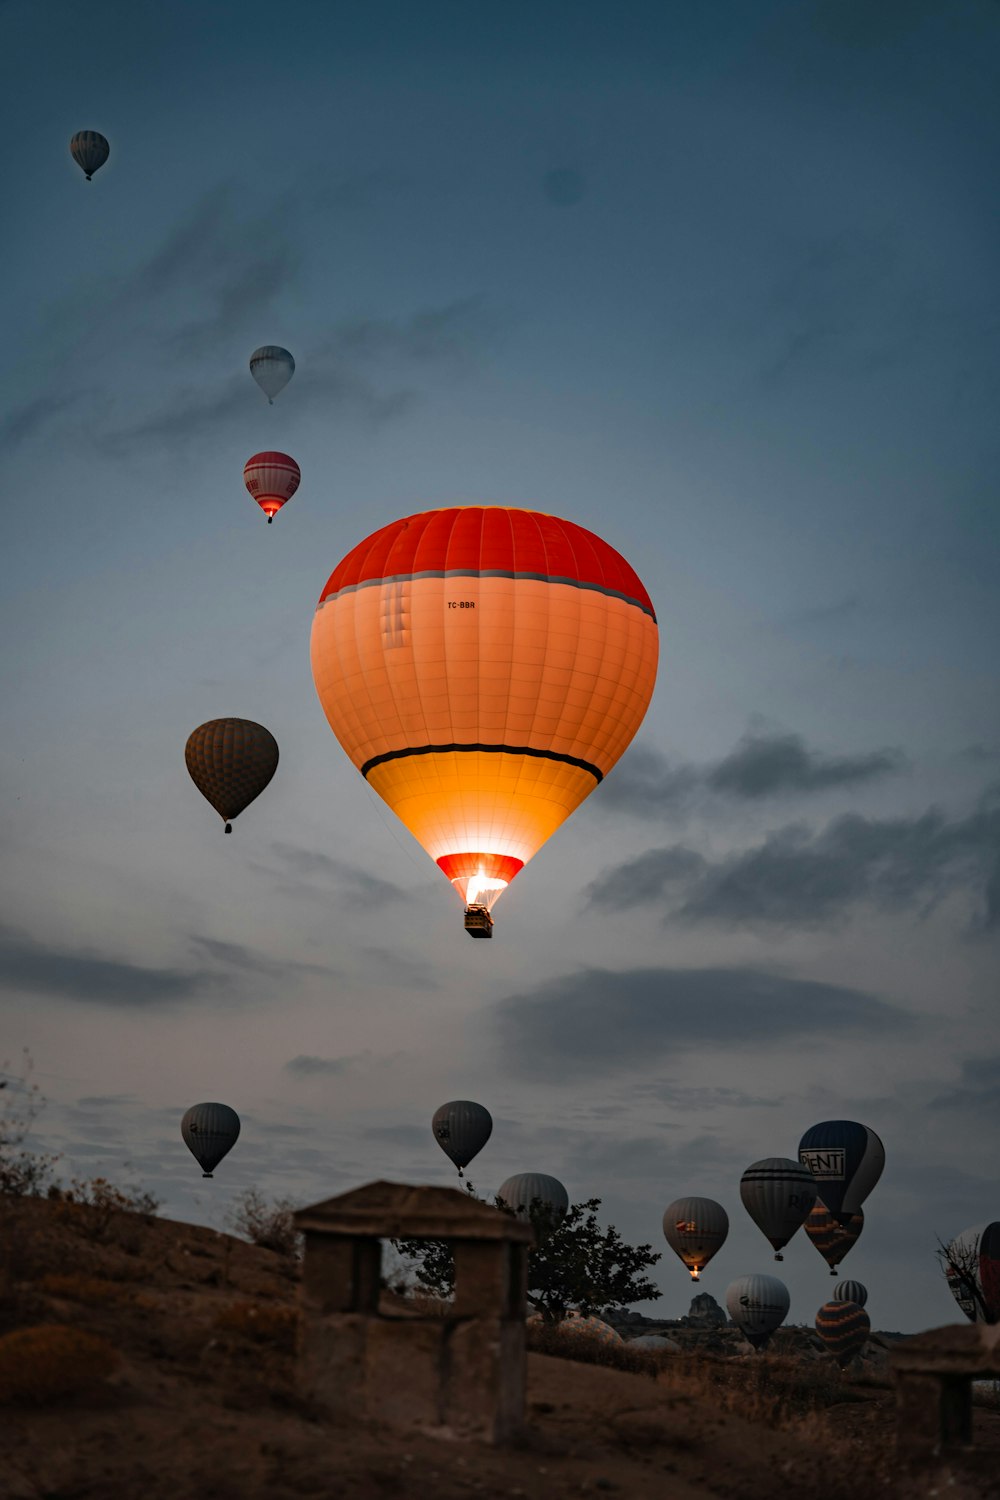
1, 1196, 997, 1500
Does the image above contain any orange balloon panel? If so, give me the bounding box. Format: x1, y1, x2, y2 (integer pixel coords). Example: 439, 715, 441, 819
310, 507, 658, 909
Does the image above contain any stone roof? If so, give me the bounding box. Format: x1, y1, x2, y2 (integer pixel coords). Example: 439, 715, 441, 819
293, 1180, 535, 1243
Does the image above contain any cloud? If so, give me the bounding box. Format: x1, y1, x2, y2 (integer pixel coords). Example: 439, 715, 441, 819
587, 799, 1000, 930
269, 842, 406, 907
707, 731, 906, 798
0, 924, 222, 1007
0, 391, 90, 449
187, 934, 333, 979
929, 1056, 1000, 1112
494, 965, 905, 1079
286, 1052, 376, 1078
597, 730, 906, 820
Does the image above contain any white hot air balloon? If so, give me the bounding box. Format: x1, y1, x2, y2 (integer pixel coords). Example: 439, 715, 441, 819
725, 1274, 790, 1350
662, 1197, 729, 1281
249, 345, 295, 403
497, 1172, 569, 1226
739, 1157, 817, 1260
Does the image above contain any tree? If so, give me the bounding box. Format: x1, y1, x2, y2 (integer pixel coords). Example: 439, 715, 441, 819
393, 1196, 661, 1324
936, 1233, 997, 1325
0, 1051, 59, 1197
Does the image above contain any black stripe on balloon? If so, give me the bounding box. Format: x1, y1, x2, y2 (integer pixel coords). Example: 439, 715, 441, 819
319, 569, 656, 621
360, 743, 604, 783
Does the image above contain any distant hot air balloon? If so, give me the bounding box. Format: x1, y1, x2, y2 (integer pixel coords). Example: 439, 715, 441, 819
725, 1274, 790, 1350
243, 451, 300, 523
432, 1100, 492, 1178
249, 345, 295, 403
833, 1279, 868, 1308
497, 1173, 569, 1225
944, 1222, 1000, 1324
815, 1300, 870, 1366
70, 130, 109, 181
739, 1158, 817, 1261
185, 718, 279, 832
798, 1120, 884, 1224
181, 1102, 240, 1178
662, 1197, 729, 1282
805, 1204, 863, 1275
310, 507, 658, 938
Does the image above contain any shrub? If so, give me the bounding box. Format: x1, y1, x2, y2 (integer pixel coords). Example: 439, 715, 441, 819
0, 1324, 119, 1402
58, 1177, 161, 1241
213, 1300, 298, 1350
225, 1189, 301, 1258
0, 1052, 59, 1198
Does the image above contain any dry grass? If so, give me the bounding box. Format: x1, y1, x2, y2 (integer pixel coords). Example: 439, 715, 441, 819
213, 1300, 299, 1350
0, 1323, 120, 1403
36, 1272, 135, 1304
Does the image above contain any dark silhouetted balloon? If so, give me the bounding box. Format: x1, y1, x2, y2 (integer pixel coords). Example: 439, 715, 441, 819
70, 131, 109, 181
815, 1300, 870, 1366
432, 1100, 492, 1177
662, 1197, 729, 1281
740, 1157, 817, 1260
726, 1274, 790, 1350
185, 718, 279, 832
181, 1102, 240, 1178
798, 1120, 884, 1224
805, 1204, 863, 1274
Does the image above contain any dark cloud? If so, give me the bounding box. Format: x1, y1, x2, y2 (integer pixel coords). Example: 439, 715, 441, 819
187, 935, 333, 979
269, 842, 405, 907
597, 730, 906, 820
631, 1081, 785, 1111
587, 800, 1000, 930
75, 1094, 137, 1109
707, 731, 907, 798
0, 924, 220, 1007
929, 1056, 1000, 1112
286, 1053, 372, 1078
494, 965, 905, 1079
363, 1123, 428, 1148
0, 390, 89, 449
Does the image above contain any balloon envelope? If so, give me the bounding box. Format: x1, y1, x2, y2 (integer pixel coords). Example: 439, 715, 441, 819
431, 1100, 492, 1174
804, 1204, 863, 1273
725, 1274, 790, 1349
70, 130, 109, 180
832, 1279, 868, 1308
815, 1300, 870, 1366
944, 1222, 1000, 1324
249, 345, 295, 402
497, 1173, 569, 1223
185, 718, 279, 831
739, 1157, 817, 1258
798, 1120, 884, 1223
243, 451, 300, 522
310, 507, 658, 922
181, 1102, 240, 1176
662, 1197, 729, 1281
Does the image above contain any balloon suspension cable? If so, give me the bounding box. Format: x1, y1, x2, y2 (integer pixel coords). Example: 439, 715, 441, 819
225, 823, 232, 834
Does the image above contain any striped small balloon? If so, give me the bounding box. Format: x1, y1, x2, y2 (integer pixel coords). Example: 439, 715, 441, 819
243, 451, 301, 522
833, 1279, 868, 1308
815, 1300, 870, 1366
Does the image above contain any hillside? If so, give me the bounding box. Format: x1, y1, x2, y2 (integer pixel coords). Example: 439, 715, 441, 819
0, 1195, 997, 1500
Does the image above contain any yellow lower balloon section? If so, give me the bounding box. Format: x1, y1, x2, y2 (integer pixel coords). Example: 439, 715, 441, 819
367, 749, 598, 906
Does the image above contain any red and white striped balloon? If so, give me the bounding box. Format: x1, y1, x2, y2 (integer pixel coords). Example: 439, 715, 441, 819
243, 451, 300, 523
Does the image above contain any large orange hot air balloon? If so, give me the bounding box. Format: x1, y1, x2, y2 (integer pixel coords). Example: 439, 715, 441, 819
310, 506, 658, 936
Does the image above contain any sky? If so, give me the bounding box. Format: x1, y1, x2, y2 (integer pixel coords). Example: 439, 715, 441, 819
2, 0, 998, 1334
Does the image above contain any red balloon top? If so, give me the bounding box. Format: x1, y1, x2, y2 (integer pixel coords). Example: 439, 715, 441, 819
317, 506, 655, 618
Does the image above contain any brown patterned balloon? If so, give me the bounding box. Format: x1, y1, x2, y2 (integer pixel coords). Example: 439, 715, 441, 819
185, 718, 279, 832
815, 1300, 870, 1366
805, 1203, 864, 1274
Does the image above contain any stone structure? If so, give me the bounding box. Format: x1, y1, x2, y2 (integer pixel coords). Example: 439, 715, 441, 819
891, 1322, 1000, 1462
294, 1180, 534, 1443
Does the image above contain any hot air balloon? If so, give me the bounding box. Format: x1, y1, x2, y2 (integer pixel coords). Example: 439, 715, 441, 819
798, 1120, 884, 1224
243, 451, 300, 523
181, 1102, 240, 1178
497, 1173, 569, 1225
805, 1204, 863, 1275
185, 718, 279, 832
833, 1279, 868, 1308
432, 1100, 492, 1178
739, 1158, 817, 1261
70, 130, 109, 181
310, 506, 658, 937
725, 1274, 790, 1350
815, 1300, 870, 1366
943, 1222, 1000, 1324
249, 345, 295, 403
662, 1197, 729, 1282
